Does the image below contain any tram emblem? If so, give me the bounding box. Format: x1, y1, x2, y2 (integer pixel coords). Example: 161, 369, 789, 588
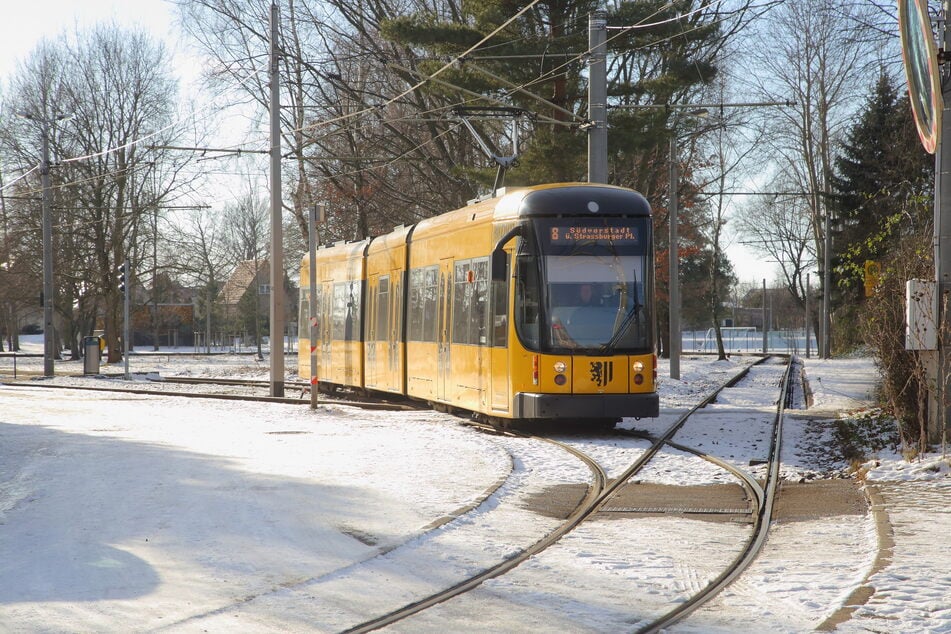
590, 361, 614, 387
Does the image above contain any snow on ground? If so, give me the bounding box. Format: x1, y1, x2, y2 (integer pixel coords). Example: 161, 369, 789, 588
1, 338, 949, 632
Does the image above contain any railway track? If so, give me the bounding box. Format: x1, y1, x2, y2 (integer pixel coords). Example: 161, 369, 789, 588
0, 375, 418, 411
633, 355, 792, 632
3, 356, 794, 631
337, 355, 792, 632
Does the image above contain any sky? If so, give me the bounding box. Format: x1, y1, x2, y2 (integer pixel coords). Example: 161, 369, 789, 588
0, 0, 776, 284
1, 344, 948, 631
0, 1, 181, 80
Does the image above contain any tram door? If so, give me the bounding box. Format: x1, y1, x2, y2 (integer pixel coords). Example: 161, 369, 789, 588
490, 252, 510, 412
436, 258, 453, 402
365, 274, 379, 387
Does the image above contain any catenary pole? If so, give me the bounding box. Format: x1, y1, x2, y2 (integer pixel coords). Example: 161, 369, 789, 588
669, 136, 680, 379
934, 1, 951, 443
269, 1, 285, 397
39, 118, 54, 377
123, 258, 130, 380
587, 11, 607, 183
821, 191, 831, 358
805, 273, 811, 358
309, 204, 323, 410
762, 279, 768, 353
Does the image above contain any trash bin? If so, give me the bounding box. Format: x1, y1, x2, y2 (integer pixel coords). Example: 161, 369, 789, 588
83, 336, 102, 374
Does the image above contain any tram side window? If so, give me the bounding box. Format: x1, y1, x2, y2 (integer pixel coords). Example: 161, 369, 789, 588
332, 280, 362, 341
515, 248, 540, 349
391, 273, 402, 341
452, 257, 489, 345
299, 288, 309, 340
298, 286, 322, 340
375, 276, 389, 342
408, 266, 438, 342
422, 266, 437, 340
491, 252, 508, 347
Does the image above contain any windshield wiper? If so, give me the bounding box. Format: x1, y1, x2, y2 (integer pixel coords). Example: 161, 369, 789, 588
601, 302, 640, 353
601, 261, 639, 353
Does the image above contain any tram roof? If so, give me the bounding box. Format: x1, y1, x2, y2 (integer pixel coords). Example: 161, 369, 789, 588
495, 183, 651, 220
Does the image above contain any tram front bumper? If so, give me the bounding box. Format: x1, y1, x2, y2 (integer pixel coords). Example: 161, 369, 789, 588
513, 392, 659, 420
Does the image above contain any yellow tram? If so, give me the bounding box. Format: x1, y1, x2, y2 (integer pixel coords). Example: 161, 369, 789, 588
299, 183, 658, 424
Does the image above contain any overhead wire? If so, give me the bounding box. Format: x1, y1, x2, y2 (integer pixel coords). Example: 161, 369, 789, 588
1, 1, 733, 202
237, 2, 699, 153
231, 0, 732, 190
0, 62, 270, 196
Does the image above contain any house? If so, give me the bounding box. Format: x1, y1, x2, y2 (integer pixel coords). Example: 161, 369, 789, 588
217, 259, 297, 345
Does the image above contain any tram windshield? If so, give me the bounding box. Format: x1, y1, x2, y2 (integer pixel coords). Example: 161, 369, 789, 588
515, 217, 652, 353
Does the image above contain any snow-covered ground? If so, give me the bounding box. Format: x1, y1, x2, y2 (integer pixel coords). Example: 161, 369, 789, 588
1, 339, 949, 632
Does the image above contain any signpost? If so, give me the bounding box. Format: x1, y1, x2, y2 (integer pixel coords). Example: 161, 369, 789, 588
898, 0, 947, 443
899, 0, 942, 154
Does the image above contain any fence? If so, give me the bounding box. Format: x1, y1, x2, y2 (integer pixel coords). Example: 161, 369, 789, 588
684, 328, 818, 356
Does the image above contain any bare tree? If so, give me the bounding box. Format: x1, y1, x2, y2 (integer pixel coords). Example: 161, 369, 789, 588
223, 182, 269, 356
738, 0, 877, 355
738, 178, 816, 325
1, 25, 185, 362
171, 0, 469, 255
163, 206, 233, 353
61, 25, 183, 361
701, 123, 747, 360
0, 164, 36, 351
0, 42, 73, 357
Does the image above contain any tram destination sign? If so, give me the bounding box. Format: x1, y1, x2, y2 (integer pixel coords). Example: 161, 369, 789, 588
548, 225, 639, 245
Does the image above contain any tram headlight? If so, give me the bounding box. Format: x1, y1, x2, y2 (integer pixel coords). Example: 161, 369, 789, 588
554, 374, 567, 386
553, 361, 567, 373
632, 360, 646, 386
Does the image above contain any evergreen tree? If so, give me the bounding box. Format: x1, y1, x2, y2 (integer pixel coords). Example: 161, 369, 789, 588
381, 1, 745, 356
830, 70, 932, 307
381, 0, 729, 190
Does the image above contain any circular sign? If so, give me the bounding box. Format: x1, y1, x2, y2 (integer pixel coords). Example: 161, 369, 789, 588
898, 0, 942, 154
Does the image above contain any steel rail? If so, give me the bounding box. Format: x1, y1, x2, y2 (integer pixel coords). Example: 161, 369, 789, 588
162, 376, 309, 388
343, 422, 609, 633
5, 355, 787, 631
638, 355, 794, 633
0, 380, 416, 411
343, 358, 768, 632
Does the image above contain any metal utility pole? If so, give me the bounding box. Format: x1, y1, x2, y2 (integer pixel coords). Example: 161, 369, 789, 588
762, 279, 768, 353
668, 136, 680, 379
308, 204, 324, 410
936, 1, 951, 443
821, 197, 831, 358
269, 1, 285, 397
898, 0, 949, 444
39, 118, 55, 377
122, 259, 130, 380
805, 273, 811, 358
587, 11, 607, 183
18, 111, 66, 377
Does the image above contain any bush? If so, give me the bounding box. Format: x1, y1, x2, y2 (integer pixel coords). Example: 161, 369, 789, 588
859, 221, 932, 451
833, 408, 901, 462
